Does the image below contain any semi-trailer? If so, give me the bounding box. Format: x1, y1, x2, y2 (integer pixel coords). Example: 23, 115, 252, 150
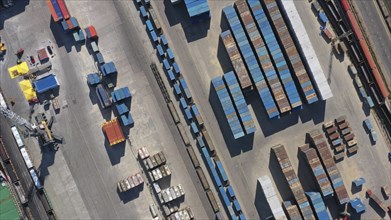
223, 71, 256, 135
245, 0, 302, 109
272, 144, 314, 219
212, 76, 245, 139
301, 148, 333, 198
308, 129, 349, 204
220, 30, 252, 92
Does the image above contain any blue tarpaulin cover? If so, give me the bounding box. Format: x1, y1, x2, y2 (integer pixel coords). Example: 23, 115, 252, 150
34, 74, 59, 93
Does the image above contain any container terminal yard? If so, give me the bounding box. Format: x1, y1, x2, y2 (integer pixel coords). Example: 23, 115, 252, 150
0, 0, 390, 219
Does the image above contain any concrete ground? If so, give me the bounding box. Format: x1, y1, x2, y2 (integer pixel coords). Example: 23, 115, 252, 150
1, 0, 212, 219
151, 0, 391, 219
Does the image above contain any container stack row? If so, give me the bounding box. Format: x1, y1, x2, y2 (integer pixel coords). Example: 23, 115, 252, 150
263, 0, 318, 104
220, 30, 252, 92
278, 0, 333, 100
245, 1, 290, 114
184, 0, 210, 23
223, 6, 280, 118
305, 192, 330, 220
212, 76, 245, 139
228, 2, 279, 119
257, 176, 287, 220
308, 129, 350, 205
272, 144, 314, 219
301, 147, 334, 198
248, 0, 301, 111
282, 201, 301, 220
223, 71, 256, 135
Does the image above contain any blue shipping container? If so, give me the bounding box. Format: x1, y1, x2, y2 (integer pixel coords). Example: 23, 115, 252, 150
166, 48, 175, 60
306, 192, 330, 220
116, 103, 129, 115
111, 87, 132, 103
219, 186, 231, 207
227, 185, 235, 200
215, 160, 228, 185
34, 74, 59, 93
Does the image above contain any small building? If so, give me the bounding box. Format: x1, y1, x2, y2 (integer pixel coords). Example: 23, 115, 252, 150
33, 74, 59, 94
37, 48, 49, 63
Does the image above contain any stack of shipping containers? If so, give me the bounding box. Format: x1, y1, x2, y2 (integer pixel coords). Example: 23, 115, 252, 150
272, 144, 315, 219
305, 192, 330, 220
223, 71, 256, 135
278, 0, 333, 100
250, 1, 302, 109
302, 148, 334, 198
248, 0, 301, 111
308, 129, 350, 205
245, 1, 290, 114
220, 30, 253, 92
224, 6, 285, 119
283, 201, 302, 220
258, 176, 287, 220
184, 0, 210, 22
263, 0, 318, 104
212, 76, 245, 139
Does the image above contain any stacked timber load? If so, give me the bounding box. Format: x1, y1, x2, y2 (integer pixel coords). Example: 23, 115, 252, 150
212, 76, 245, 139
263, 0, 318, 104
301, 148, 334, 198
223, 6, 282, 119
272, 144, 315, 219
246, 0, 302, 109
223, 71, 256, 135
308, 129, 350, 204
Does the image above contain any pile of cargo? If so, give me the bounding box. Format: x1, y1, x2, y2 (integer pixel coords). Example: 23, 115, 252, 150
117, 173, 144, 192
148, 165, 171, 182
257, 176, 286, 220
335, 116, 358, 154
223, 5, 283, 118
323, 120, 345, 160
272, 144, 314, 219
143, 151, 167, 170
168, 207, 194, 220
183, 0, 210, 23
247, 0, 302, 110
263, 0, 318, 104
111, 87, 134, 126
300, 145, 334, 198
308, 129, 350, 205
305, 192, 330, 220
278, 0, 333, 100
158, 185, 185, 204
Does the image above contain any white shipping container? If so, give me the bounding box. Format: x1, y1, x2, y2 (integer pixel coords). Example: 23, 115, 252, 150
0, 91, 7, 108
258, 176, 287, 220
11, 126, 24, 148
29, 169, 43, 190
20, 147, 33, 169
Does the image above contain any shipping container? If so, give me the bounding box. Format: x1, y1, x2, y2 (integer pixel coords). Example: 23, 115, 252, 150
30, 169, 43, 190
96, 84, 111, 109
227, 185, 235, 200
167, 101, 180, 124
258, 176, 287, 220
302, 148, 333, 198
201, 127, 216, 156
173, 83, 182, 97
163, 58, 171, 71
184, 0, 210, 22
283, 201, 301, 220
148, 8, 162, 34
149, 31, 158, 44
33, 73, 59, 94
120, 112, 134, 127
219, 186, 231, 208
87, 73, 101, 86
50, 0, 63, 22
102, 118, 125, 146
196, 168, 210, 190
278, 0, 333, 100
56, 0, 69, 20
179, 77, 193, 103
139, 6, 148, 19
190, 122, 199, 134
20, 147, 33, 170
212, 76, 245, 139
111, 87, 132, 103
191, 104, 204, 127
215, 160, 228, 186
11, 126, 24, 148
223, 71, 256, 135
160, 34, 168, 47
70, 17, 79, 29
166, 48, 175, 61
308, 129, 349, 204
5, 161, 18, 183
146, 20, 154, 32
100, 62, 117, 77
0, 138, 10, 162
157, 44, 165, 58
85, 25, 98, 39
244, 0, 302, 109
177, 123, 190, 146
272, 144, 314, 219
306, 192, 330, 220
47, 0, 61, 22
233, 199, 242, 214
184, 108, 193, 121
96, 52, 104, 64
116, 103, 129, 115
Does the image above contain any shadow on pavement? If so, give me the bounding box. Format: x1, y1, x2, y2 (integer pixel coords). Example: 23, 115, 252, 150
162, 0, 210, 43
208, 82, 254, 157
103, 136, 125, 166
0, 0, 30, 30
37, 143, 57, 185
117, 184, 143, 204
49, 18, 82, 53
254, 180, 273, 220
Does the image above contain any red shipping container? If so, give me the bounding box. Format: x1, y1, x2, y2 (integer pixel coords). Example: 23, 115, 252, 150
56, 0, 70, 20
47, 1, 60, 22
88, 25, 97, 39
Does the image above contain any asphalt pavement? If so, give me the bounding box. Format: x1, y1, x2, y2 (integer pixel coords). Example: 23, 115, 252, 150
352, 0, 391, 91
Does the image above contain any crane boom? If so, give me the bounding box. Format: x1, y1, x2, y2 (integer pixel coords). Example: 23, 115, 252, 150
0, 105, 36, 131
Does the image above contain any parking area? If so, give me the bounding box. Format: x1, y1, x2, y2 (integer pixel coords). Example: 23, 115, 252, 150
151, 0, 391, 218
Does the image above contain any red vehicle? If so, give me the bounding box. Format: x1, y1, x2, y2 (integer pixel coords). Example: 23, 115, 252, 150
30, 56, 36, 64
